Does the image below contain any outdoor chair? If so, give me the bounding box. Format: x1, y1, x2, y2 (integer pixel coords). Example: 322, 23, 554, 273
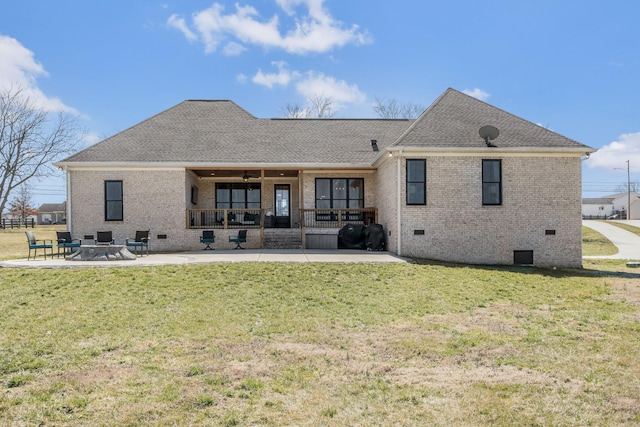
56, 231, 82, 258
200, 230, 215, 250
229, 229, 247, 249
95, 231, 114, 245
126, 230, 150, 256
25, 231, 54, 260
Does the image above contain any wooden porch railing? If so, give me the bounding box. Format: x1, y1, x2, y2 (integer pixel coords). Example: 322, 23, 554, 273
186, 208, 377, 230
187, 209, 263, 229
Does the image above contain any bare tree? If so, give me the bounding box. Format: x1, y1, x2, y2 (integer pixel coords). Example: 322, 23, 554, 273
373, 97, 424, 119
0, 86, 81, 215
8, 184, 38, 219
307, 94, 335, 118
281, 94, 335, 118
281, 102, 307, 118
615, 182, 640, 193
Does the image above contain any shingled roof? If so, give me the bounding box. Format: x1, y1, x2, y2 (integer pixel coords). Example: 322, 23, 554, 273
58, 88, 593, 167
60, 100, 412, 166
392, 88, 592, 151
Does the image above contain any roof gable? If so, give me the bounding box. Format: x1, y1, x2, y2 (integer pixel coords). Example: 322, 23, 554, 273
61, 100, 411, 166
393, 88, 591, 151
58, 88, 594, 167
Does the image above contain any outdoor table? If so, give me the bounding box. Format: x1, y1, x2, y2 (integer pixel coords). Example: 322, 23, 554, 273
66, 244, 136, 261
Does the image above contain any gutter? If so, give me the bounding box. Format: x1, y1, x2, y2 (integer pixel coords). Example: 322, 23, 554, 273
396, 149, 404, 256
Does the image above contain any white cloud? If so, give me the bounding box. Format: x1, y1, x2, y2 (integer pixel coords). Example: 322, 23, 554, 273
0, 34, 77, 113
251, 61, 300, 89
169, 0, 370, 55
249, 62, 365, 111
462, 88, 490, 101
586, 132, 640, 173
296, 71, 366, 107
167, 14, 198, 42
223, 41, 247, 56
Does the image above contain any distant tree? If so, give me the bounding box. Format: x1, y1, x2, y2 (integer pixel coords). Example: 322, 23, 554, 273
0, 86, 81, 216
281, 102, 307, 118
281, 94, 335, 118
307, 94, 335, 118
8, 185, 38, 219
373, 97, 424, 119
615, 182, 640, 193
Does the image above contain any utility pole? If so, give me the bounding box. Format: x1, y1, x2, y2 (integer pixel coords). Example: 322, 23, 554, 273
616, 160, 631, 219
626, 160, 631, 220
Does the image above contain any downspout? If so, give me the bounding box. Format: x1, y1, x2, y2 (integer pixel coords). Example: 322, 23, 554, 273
396, 149, 403, 256
65, 167, 71, 230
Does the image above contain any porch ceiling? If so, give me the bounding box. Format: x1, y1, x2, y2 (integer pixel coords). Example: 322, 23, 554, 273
190, 169, 299, 178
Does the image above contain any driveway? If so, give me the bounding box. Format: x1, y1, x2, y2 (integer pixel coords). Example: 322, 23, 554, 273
583, 220, 640, 260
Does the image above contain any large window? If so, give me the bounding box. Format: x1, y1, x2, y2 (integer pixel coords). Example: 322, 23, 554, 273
482, 159, 502, 205
406, 159, 426, 205
215, 183, 261, 209
315, 178, 364, 209
104, 180, 123, 221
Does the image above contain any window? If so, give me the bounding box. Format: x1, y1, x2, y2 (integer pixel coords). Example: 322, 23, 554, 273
104, 180, 123, 221
482, 159, 502, 205
406, 159, 426, 205
215, 183, 261, 209
315, 178, 364, 209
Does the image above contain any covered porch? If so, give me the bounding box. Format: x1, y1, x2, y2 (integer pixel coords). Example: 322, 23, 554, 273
186, 167, 378, 249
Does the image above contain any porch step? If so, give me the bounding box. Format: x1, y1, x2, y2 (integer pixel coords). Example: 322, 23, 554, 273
263, 229, 302, 250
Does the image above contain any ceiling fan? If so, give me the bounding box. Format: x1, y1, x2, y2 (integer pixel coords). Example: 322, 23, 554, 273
242, 171, 256, 182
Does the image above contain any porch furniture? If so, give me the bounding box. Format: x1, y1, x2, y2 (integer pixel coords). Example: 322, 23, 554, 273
229, 229, 247, 249
126, 230, 150, 256
95, 231, 114, 245
56, 231, 82, 258
200, 230, 215, 250
25, 231, 54, 260
66, 245, 136, 261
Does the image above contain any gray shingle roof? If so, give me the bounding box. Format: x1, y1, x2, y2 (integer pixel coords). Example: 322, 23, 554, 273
582, 198, 614, 205
59, 88, 593, 167
61, 100, 412, 165
393, 88, 592, 151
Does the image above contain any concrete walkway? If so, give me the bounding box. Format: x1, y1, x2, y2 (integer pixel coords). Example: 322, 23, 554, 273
0, 249, 411, 269
583, 220, 640, 260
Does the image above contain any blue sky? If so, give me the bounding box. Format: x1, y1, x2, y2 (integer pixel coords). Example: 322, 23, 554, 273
1, 0, 639, 207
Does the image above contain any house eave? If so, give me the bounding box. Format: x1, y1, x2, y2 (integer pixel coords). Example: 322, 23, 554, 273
385, 146, 596, 156
54, 161, 378, 170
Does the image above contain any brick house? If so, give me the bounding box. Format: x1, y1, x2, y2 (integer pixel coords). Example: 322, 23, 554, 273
55, 88, 594, 267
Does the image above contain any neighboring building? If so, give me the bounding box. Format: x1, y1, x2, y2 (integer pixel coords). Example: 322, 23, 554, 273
37, 202, 67, 224
55, 88, 595, 268
582, 192, 640, 219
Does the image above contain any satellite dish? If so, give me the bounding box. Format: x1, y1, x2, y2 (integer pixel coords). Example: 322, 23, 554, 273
479, 125, 499, 147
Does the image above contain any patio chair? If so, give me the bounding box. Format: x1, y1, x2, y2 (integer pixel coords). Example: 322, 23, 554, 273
56, 231, 82, 258
25, 231, 54, 260
126, 230, 150, 256
229, 229, 247, 249
95, 231, 114, 245
200, 230, 215, 250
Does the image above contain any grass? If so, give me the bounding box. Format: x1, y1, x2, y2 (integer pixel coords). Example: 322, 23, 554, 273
582, 225, 618, 256
0, 225, 65, 261
1, 259, 639, 425
0, 225, 637, 424
607, 221, 640, 237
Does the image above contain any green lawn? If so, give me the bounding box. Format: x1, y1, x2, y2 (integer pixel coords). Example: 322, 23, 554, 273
582, 225, 618, 256
0, 225, 637, 425
1, 259, 639, 425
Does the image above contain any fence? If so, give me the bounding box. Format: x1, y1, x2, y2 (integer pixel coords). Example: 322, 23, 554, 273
0, 218, 36, 229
